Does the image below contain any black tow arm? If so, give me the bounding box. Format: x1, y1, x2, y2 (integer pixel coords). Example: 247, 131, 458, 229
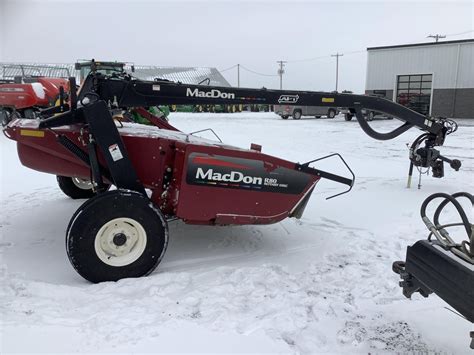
89, 73, 447, 142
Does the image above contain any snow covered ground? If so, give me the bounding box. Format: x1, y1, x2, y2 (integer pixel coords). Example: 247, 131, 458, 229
1, 112, 473, 353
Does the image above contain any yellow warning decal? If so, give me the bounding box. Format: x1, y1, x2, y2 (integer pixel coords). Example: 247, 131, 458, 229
20, 129, 45, 138
322, 97, 335, 103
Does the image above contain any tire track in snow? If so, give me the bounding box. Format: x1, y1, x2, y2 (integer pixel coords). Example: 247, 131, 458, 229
1, 224, 438, 353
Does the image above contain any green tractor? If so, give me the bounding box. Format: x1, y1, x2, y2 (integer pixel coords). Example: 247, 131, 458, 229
75, 60, 170, 123
75, 60, 130, 83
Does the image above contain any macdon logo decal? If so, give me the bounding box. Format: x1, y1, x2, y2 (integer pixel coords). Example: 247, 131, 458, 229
195, 168, 285, 187
278, 94, 299, 104
186, 153, 310, 194
186, 88, 235, 99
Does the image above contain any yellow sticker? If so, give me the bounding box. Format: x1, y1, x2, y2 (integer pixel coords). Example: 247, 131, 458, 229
322, 97, 335, 103
20, 129, 45, 138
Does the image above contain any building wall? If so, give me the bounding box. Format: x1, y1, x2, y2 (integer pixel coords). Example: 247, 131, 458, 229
366, 41, 474, 91
366, 40, 474, 118
366, 88, 474, 118
431, 88, 474, 118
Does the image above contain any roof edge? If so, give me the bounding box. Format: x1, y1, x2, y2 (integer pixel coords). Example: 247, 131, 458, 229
367, 39, 474, 51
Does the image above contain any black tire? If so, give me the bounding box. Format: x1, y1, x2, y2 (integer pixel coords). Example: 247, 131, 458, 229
11, 110, 21, 119
0, 109, 11, 126
66, 190, 169, 283
1, 109, 20, 126
293, 110, 302, 120
57, 175, 98, 199
344, 114, 353, 121
327, 109, 336, 119
23, 108, 36, 119
315, 115, 321, 119
281, 115, 289, 120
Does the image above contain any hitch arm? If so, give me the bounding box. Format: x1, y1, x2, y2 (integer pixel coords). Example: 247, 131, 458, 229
297, 153, 355, 200
89, 73, 447, 142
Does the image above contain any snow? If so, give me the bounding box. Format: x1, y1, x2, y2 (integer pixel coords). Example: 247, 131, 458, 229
30, 82, 46, 100
1, 112, 473, 353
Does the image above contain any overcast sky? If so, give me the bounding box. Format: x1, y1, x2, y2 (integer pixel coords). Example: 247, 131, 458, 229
1, 0, 472, 92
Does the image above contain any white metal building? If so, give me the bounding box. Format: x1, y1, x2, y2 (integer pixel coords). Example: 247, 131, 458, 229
366, 39, 474, 118
0, 63, 230, 87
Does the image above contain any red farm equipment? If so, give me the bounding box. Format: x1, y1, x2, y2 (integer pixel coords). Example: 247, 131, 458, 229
0, 64, 72, 124
0, 61, 131, 125
0, 77, 69, 123
3, 67, 463, 280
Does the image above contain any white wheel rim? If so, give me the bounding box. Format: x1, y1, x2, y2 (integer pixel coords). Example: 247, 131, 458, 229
94, 217, 147, 267
72, 177, 93, 190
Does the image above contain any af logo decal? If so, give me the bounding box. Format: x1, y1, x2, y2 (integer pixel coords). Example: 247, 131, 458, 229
278, 95, 299, 104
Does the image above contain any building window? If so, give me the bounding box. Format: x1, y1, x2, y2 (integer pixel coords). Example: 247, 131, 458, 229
396, 74, 432, 115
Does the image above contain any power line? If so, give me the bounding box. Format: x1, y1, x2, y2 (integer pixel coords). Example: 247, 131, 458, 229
219, 64, 277, 87
239, 64, 279, 77
286, 49, 365, 63
219, 64, 238, 73
445, 29, 474, 37
219, 30, 472, 80
286, 54, 331, 63
219, 30, 472, 88
219, 48, 368, 81
343, 49, 366, 56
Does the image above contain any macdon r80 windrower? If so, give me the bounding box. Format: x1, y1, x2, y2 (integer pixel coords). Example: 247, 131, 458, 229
2, 63, 463, 282
4, 63, 472, 346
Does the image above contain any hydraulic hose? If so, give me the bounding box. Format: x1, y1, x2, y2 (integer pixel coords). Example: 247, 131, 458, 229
353, 107, 415, 141
421, 192, 472, 240
432, 192, 473, 239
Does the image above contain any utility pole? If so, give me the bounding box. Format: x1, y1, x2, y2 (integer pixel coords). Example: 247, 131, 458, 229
277, 60, 286, 89
427, 34, 446, 42
237, 64, 240, 87
331, 53, 343, 92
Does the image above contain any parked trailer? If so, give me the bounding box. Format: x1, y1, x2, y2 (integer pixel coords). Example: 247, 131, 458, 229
274, 104, 338, 120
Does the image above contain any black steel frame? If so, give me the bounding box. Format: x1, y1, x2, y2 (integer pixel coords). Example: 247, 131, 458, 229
38, 72, 454, 194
